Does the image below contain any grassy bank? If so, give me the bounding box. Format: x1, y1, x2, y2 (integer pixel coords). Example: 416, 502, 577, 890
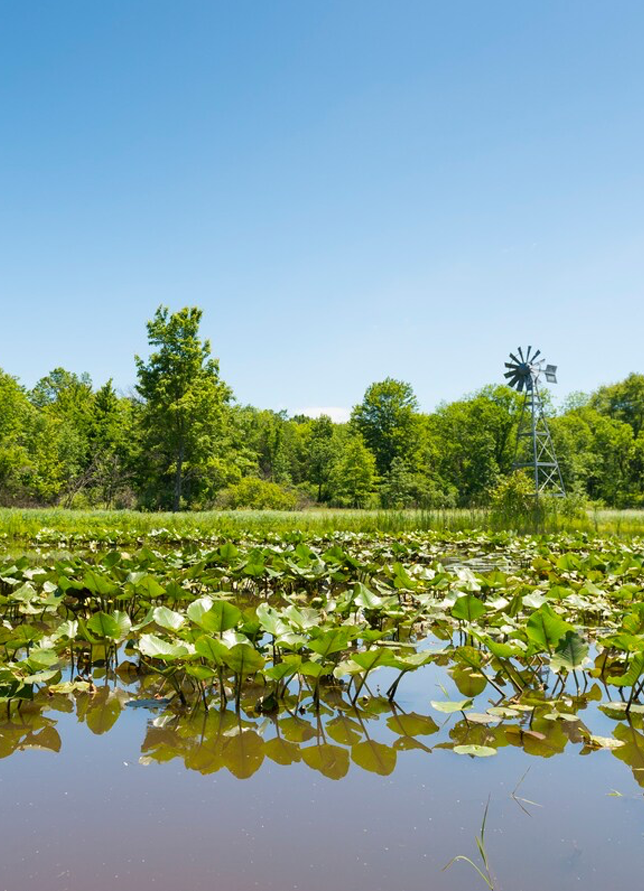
2, 505, 644, 543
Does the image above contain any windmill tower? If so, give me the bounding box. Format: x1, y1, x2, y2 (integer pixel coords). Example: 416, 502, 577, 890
504, 346, 565, 497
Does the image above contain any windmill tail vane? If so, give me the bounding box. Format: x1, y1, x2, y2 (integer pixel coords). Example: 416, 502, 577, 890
504, 346, 565, 498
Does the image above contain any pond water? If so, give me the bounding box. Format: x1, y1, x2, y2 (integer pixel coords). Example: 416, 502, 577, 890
2, 657, 643, 891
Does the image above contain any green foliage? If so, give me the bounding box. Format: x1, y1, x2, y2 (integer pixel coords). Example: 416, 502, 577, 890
489, 470, 537, 520
1, 305, 644, 511
300, 414, 340, 501
590, 373, 644, 436
351, 378, 419, 475
2, 528, 644, 787
330, 435, 377, 508
429, 386, 522, 506
135, 306, 233, 510
216, 477, 297, 510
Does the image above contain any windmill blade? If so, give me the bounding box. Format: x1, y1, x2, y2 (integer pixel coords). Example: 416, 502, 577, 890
509, 352, 521, 365
517, 346, 525, 361
504, 370, 517, 380
504, 362, 519, 370
531, 349, 541, 362
517, 378, 524, 392
526, 345, 532, 361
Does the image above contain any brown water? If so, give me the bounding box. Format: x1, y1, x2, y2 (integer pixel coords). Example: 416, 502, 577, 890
1, 658, 644, 891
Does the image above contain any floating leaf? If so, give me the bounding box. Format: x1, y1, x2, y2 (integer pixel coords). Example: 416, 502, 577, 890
453, 744, 497, 757
430, 698, 473, 714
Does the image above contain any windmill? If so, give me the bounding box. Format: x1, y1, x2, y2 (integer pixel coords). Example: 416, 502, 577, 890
504, 346, 565, 497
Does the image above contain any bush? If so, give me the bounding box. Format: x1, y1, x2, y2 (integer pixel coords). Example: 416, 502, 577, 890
541, 484, 588, 521
489, 471, 589, 531
215, 477, 297, 511
489, 470, 536, 517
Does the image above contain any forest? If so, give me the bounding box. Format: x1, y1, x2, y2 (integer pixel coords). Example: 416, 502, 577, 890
1, 305, 643, 512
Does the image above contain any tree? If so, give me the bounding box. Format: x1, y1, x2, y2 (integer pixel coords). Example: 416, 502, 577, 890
551, 406, 636, 506
331, 434, 377, 507
380, 456, 416, 508
302, 415, 340, 502
29, 367, 96, 505
351, 378, 419, 475
135, 306, 232, 510
0, 370, 33, 503
88, 381, 139, 507
590, 373, 644, 437
430, 387, 522, 505
238, 408, 295, 484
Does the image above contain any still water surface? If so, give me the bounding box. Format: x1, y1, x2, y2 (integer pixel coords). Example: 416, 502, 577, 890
1, 659, 643, 891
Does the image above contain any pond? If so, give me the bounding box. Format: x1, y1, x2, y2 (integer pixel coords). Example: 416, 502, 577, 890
2, 653, 644, 891
1, 532, 644, 890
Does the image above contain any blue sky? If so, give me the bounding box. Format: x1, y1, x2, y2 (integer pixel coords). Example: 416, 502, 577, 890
1, 1, 643, 420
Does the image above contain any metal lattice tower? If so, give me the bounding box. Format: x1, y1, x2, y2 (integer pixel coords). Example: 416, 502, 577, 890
504, 346, 566, 497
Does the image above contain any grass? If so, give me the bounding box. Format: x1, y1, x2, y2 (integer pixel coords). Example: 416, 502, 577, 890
0, 507, 481, 540
2, 505, 644, 542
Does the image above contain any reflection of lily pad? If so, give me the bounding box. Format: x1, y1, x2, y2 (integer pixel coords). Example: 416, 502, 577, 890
611, 723, 644, 788
386, 712, 438, 737
351, 740, 397, 775
326, 714, 363, 746
222, 729, 264, 779
264, 737, 301, 766
393, 736, 432, 752
451, 666, 487, 697
279, 716, 316, 743
301, 743, 349, 780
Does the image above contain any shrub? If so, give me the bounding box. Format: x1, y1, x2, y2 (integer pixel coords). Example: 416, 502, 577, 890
215, 477, 297, 511
489, 470, 536, 517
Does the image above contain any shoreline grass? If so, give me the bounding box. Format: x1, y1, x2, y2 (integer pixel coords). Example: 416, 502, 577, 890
2, 505, 644, 543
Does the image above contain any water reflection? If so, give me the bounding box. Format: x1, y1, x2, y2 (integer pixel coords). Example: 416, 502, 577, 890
3, 666, 644, 789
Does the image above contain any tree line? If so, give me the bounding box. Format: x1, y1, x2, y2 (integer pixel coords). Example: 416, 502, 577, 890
1, 306, 643, 511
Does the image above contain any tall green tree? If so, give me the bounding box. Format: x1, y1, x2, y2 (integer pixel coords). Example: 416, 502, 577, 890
551, 406, 637, 506
0, 370, 33, 503
331, 434, 377, 507
351, 378, 419, 475
88, 381, 139, 507
135, 306, 232, 510
430, 387, 521, 505
29, 367, 96, 505
302, 414, 340, 502
590, 373, 644, 437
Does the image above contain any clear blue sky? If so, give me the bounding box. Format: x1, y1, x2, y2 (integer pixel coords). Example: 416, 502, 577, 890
1, 1, 642, 420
